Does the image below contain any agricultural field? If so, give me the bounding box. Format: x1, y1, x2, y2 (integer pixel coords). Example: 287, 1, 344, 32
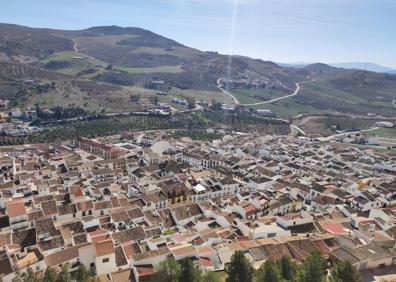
42, 51, 106, 75
299, 116, 375, 136
230, 88, 286, 104
117, 65, 184, 74
168, 88, 233, 104
251, 99, 319, 117
368, 127, 396, 138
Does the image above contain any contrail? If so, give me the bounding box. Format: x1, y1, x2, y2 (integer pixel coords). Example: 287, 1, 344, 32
226, 0, 239, 91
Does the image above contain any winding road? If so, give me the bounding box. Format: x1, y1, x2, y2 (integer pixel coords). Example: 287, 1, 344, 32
318, 127, 379, 142
217, 78, 310, 106
73, 39, 79, 53
216, 78, 240, 104
290, 124, 306, 136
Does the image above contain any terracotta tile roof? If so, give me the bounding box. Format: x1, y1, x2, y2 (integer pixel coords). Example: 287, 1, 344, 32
6, 199, 26, 217
41, 200, 58, 216
27, 210, 44, 221
122, 242, 141, 258
76, 200, 93, 211
44, 244, 83, 267
94, 239, 114, 257
132, 247, 170, 262
35, 218, 60, 237
32, 195, 54, 205
112, 226, 146, 243
110, 210, 129, 222
115, 245, 128, 267
135, 264, 155, 279
12, 228, 36, 248
38, 236, 65, 252
58, 204, 77, 216
0, 256, 13, 278
0, 232, 11, 248
127, 207, 144, 219
111, 269, 134, 282
73, 233, 87, 245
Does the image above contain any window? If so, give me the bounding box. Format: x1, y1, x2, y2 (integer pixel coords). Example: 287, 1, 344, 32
102, 258, 109, 263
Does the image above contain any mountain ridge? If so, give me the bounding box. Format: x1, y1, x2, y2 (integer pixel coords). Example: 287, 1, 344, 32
0, 23, 395, 117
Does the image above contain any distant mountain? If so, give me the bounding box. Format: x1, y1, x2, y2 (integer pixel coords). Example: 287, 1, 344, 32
331, 62, 396, 74
277, 62, 312, 69
279, 61, 396, 75
0, 23, 395, 117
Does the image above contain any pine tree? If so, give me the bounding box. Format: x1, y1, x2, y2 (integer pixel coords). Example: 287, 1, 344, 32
73, 265, 93, 282
154, 258, 181, 282
329, 260, 361, 282
56, 264, 72, 282
226, 250, 254, 282
42, 268, 57, 282
278, 255, 297, 281
296, 252, 327, 282
179, 257, 201, 282
201, 271, 221, 282
254, 259, 282, 282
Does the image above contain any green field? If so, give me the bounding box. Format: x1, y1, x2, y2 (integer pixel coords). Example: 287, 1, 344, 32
368, 128, 396, 138
302, 82, 367, 104
43, 51, 106, 76
74, 34, 139, 45
231, 88, 285, 104
129, 46, 201, 59
117, 65, 184, 74
169, 88, 233, 103
249, 99, 318, 117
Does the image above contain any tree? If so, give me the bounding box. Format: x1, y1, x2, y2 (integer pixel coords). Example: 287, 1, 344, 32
73, 265, 93, 282
35, 104, 44, 119
254, 259, 282, 282
54, 106, 63, 120
179, 257, 201, 282
226, 250, 253, 282
211, 99, 222, 111
130, 94, 140, 103
150, 96, 159, 105
154, 258, 181, 282
296, 252, 327, 282
329, 260, 361, 282
12, 267, 39, 282
187, 97, 196, 109
56, 264, 72, 282
277, 256, 297, 281
201, 271, 221, 282
42, 268, 57, 282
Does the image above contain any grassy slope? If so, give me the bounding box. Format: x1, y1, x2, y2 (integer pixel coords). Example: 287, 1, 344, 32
230, 88, 286, 104
368, 128, 396, 138
43, 51, 106, 75
117, 65, 184, 74
167, 87, 233, 104
3, 24, 396, 118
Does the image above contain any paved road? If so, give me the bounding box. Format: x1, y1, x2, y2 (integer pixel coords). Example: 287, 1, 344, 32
216, 78, 240, 104
217, 78, 310, 106
243, 81, 308, 106
290, 124, 306, 136
318, 127, 379, 142
73, 40, 78, 53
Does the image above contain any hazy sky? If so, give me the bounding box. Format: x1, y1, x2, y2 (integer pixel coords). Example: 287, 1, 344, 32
1, 0, 396, 68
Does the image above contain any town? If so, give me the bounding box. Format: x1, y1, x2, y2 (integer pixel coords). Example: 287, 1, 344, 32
0, 128, 396, 281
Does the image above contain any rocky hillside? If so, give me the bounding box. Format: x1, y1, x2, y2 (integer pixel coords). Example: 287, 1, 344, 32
0, 23, 395, 116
